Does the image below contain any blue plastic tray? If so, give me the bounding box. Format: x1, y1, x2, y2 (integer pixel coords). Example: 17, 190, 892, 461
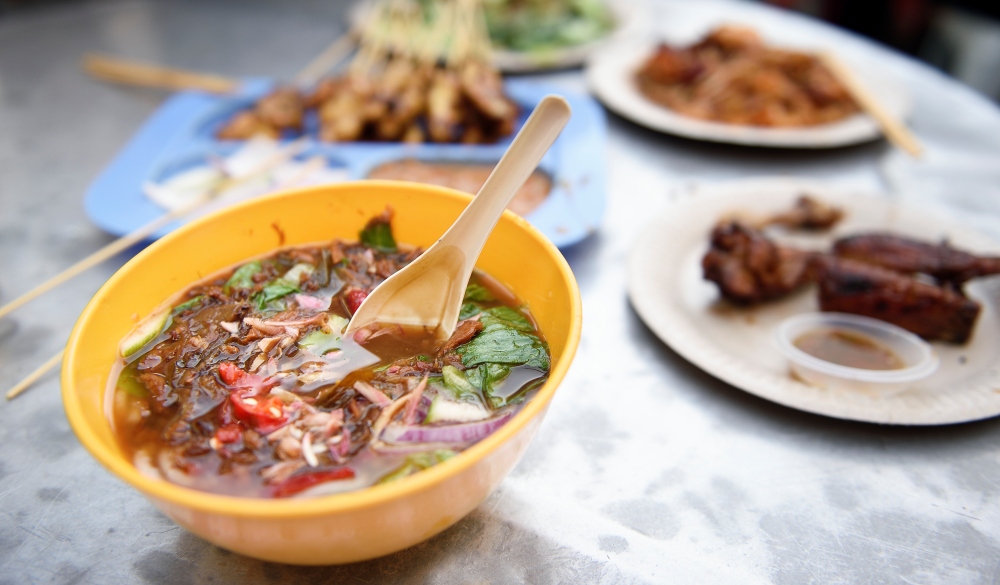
84, 78, 606, 248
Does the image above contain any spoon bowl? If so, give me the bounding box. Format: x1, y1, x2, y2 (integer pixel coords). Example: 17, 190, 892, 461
346, 95, 572, 340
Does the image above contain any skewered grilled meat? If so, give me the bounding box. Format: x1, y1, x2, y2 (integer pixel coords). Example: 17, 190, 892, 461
702, 221, 820, 304
833, 233, 1000, 285
217, 87, 304, 140
816, 257, 981, 343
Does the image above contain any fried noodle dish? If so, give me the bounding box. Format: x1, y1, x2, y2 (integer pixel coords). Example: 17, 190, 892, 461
635, 26, 858, 127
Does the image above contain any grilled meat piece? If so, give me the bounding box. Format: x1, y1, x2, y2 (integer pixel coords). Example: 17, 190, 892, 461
833, 233, 1000, 285
702, 221, 820, 304
817, 257, 981, 343
762, 196, 844, 231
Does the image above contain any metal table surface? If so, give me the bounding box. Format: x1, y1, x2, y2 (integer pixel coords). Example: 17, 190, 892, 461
2, 1, 1000, 583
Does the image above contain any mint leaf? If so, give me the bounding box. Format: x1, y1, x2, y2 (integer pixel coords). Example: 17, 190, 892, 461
224, 260, 262, 292
463, 283, 495, 302
456, 324, 549, 370
459, 302, 482, 320
479, 306, 532, 332
360, 215, 397, 253
441, 365, 479, 399
254, 281, 299, 310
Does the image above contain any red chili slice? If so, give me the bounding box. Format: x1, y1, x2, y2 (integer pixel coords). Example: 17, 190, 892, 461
230, 392, 287, 434
344, 289, 368, 314
218, 361, 246, 386
272, 468, 356, 498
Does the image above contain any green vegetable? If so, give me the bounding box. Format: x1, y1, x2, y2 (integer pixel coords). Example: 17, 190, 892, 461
441, 365, 479, 399
456, 324, 549, 370
282, 263, 314, 285
224, 260, 262, 292
459, 302, 482, 320
172, 295, 205, 315
119, 306, 171, 358
463, 283, 495, 303
360, 219, 397, 253
252, 263, 315, 310
466, 363, 511, 393
479, 306, 533, 332
254, 282, 299, 310
377, 450, 457, 484
298, 315, 349, 355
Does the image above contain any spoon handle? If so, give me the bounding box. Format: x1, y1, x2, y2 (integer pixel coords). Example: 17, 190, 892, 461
438, 95, 571, 276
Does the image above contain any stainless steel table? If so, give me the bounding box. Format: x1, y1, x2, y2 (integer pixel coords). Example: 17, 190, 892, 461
2, 1, 999, 583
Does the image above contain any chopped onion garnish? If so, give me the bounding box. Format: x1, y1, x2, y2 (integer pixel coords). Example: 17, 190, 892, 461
353, 381, 391, 407
382, 411, 513, 445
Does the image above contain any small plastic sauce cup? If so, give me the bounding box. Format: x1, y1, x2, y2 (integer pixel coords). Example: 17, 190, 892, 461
774, 312, 939, 395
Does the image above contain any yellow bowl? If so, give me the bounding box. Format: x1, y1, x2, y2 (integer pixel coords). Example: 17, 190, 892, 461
62, 181, 581, 565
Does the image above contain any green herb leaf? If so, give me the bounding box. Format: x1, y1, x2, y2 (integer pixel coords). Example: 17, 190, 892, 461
282, 263, 314, 285
463, 283, 495, 302
479, 306, 532, 331
360, 219, 397, 253
456, 324, 550, 370
224, 260, 262, 292
254, 282, 299, 310
459, 302, 483, 321
441, 365, 479, 399
298, 330, 342, 355
466, 363, 511, 399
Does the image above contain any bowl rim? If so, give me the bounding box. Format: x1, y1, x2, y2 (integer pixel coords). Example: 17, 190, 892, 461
773, 312, 939, 383
62, 180, 582, 518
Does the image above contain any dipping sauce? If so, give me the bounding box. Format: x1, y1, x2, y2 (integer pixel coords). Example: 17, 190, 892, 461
793, 329, 905, 371
368, 159, 551, 217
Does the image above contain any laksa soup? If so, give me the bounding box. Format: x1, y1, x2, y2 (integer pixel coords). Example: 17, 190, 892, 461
109, 210, 550, 498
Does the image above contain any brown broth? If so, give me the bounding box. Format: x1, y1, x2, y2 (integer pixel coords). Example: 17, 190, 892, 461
110, 233, 549, 498
794, 329, 905, 371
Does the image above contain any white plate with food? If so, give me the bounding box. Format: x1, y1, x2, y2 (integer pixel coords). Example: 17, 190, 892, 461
586, 6, 911, 148
628, 178, 1000, 424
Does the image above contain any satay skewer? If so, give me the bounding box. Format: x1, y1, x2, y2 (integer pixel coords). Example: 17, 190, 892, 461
818, 51, 923, 158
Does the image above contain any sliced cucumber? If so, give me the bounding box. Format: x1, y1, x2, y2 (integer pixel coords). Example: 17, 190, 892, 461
425, 394, 490, 423
119, 306, 171, 358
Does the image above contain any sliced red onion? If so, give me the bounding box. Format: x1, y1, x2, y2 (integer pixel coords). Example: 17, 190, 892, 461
382, 411, 513, 444
353, 381, 391, 407
294, 294, 329, 311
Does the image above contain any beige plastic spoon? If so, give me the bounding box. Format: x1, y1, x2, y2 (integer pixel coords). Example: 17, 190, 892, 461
345, 94, 572, 340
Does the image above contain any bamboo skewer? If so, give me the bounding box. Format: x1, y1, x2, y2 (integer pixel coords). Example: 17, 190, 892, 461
293, 30, 359, 86
82, 53, 241, 94
0, 139, 307, 323
819, 51, 923, 158
6, 350, 63, 400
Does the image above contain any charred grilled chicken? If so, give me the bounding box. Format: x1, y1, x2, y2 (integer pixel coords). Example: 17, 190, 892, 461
816, 257, 981, 343
833, 233, 1000, 285
702, 221, 821, 304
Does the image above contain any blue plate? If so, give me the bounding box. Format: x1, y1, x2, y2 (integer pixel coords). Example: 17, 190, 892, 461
84, 79, 606, 248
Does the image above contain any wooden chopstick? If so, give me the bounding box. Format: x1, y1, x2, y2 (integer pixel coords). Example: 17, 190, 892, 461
0, 139, 307, 323
294, 30, 358, 86
82, 53, 241, 94
818, 51, 923, 158
6, 350, 63, 400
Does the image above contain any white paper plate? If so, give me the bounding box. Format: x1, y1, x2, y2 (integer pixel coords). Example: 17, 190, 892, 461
586, 8, 911, 148
627, 178, 1000, 425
